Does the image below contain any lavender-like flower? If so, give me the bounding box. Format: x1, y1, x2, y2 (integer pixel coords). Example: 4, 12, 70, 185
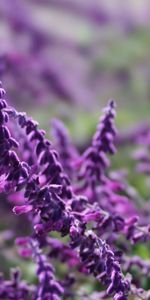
1, 82, 150, 300
51, 118, 79, 179
30, 239, 64, 300
79, 100, 117, 192
70, 229, 130, 300
5, 107, 73, 199
0, 268, 34, 299
0, 83, 29, 192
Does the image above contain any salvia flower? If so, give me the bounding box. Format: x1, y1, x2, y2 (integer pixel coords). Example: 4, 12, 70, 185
71, 230, 130, 300
0, 83, 29, 192
78, 100, 117, 193
0, 268, 34, 299
0, 82, 150, 300
29, 239, 64, 300
51, 118, 79, 179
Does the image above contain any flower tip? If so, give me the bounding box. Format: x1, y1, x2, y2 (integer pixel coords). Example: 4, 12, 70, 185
109, 99, 116, 108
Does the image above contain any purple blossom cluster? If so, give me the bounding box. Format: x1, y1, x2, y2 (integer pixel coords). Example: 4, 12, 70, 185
0, 81, 150, 300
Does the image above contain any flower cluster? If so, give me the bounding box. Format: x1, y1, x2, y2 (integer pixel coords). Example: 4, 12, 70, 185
0, 269, 34, 300
0, 82, 150, 300
51, 118, 79, 179
78, 100, 117, 193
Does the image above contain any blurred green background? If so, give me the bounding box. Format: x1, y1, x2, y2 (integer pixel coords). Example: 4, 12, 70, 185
24, 0, 150, 145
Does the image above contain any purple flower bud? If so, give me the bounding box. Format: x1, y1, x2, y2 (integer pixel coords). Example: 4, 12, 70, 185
13, 205, 33, 215
114, 292, 128, 300
15, 237, 29, 246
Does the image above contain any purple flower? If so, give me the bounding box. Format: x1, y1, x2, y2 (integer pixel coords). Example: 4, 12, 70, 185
29, 239, 64, 300
70, 230, 130, 300
1, 81, 150, 300
6, 108, 73, 199
51, 118, 79, 179
78, 100, 117, 192
0, 83, 29, 191
0, 268, 34, 299
13, 204, 33, 215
